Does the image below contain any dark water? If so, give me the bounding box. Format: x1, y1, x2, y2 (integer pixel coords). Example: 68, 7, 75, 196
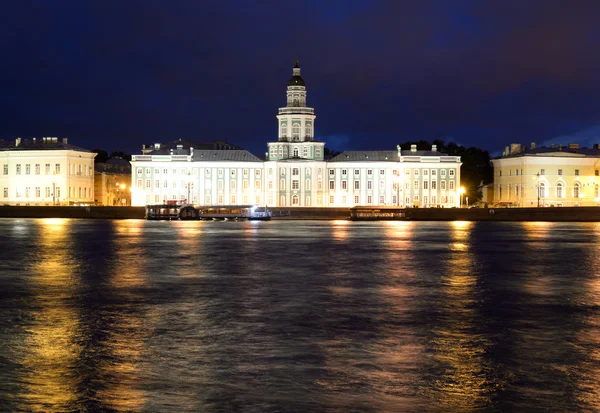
1, 218, 600, 412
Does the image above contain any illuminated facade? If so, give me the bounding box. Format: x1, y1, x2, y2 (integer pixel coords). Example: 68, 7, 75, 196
491, 143, 600, 206
94, 157, 132, 206
130, 62, 462, 207
0, 137, 95, 205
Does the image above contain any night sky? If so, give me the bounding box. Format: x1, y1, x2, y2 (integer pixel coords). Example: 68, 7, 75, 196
1, 0, 599, 157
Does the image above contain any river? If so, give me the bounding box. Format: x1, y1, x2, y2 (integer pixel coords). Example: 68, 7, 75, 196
0, 219, 599, 412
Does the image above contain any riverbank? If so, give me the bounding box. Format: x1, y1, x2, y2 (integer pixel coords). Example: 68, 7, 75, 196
1, 205, 600, 221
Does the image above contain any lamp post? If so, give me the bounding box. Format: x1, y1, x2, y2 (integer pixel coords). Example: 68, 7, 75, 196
458, 187, 465, 208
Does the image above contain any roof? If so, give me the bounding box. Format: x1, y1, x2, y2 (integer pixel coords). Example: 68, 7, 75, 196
142, 138, 244, 155
496, 146, 600, 159
288, 60, 306, 87
192, 150, 262, 162
0, 138, 92, 152
328, 151, 399, 162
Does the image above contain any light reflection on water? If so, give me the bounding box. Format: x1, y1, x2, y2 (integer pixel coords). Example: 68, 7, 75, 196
1, 219, 600, 412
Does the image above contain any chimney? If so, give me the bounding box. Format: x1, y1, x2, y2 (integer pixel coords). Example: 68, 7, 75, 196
530, 142, 536, 150
62, 137, 68, 145
411, 144, 417, 153
431, 144, 437, 152
15, 137, 21, 147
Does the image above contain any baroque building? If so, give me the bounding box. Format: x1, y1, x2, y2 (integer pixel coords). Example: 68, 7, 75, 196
0, 137, 95, 206
491, 142, 600, 207
130, 61, 462, 208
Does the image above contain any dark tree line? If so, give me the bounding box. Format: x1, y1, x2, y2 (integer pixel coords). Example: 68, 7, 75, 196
398, 140, 493, 202
91, 149, 132, 164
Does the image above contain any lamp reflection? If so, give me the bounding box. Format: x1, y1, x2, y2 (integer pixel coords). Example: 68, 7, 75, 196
427, 222, 493, 409
19, 219, 83, 412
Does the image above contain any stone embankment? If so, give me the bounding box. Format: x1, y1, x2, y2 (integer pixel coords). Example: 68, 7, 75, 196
0, 205, 599, 221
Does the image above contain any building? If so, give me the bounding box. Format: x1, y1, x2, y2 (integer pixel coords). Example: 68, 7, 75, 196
491, 142, 600, 207
0, 137, 95, 206
94, 157, 132, 206
130, 61, 462, 207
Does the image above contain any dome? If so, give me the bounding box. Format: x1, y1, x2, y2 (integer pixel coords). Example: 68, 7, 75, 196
287, 59, 306, 87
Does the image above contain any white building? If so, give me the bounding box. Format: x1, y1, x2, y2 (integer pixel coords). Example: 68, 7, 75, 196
0, 137, 96, 205
130, 61, 462, 208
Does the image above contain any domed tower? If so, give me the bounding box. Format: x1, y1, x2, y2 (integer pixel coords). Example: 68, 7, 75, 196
268, 60, 323, 161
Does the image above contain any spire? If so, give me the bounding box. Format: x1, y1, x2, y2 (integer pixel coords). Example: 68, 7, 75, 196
288, 59, 305, 87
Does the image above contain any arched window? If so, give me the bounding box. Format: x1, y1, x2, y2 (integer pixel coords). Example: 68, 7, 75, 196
293, 147, 299, 157
293, 96, 299, 106
292, 195, 299, 205
280, 123, 287, 138
305, 124, 311, 138
292, 123, 300, 140
539, 182, 546, 198
573, 182, 580, 198
556, 182, 563, 198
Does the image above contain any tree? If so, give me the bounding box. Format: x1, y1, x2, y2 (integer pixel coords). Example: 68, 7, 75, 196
91, 149, 109, 164
109, 151, 132, 162
324, 147, 341, 159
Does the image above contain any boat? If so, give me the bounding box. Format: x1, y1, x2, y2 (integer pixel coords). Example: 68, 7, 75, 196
349, 206, 406, 221
145, 203, 271, 221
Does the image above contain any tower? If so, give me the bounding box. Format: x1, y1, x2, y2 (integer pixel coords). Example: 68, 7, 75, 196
267, 60, 323, 161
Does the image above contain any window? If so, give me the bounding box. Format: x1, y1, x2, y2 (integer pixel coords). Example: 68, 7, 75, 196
342, 180, 347, 190
380, 169, 385, 175
256, 180, 261, 190
342, 169, 347, 176
405, 182, 410, 190
292, 180, 299, 190
354, 169, 359, 175
137, 168, 143, 176
173, 181, 177, 188
163, 169, 168, 174
515, 185, 519, 197
55, 164, 60, 174
137, 179, 142, 188
35, 164, 40, 175
499, 185, 502, 199
354, 195, 359, 204
329, 169, 335, 176
305, 125, 311, 138
44, 164, 50, 174
414, 181, 419, 190
16, 164, 21, 175
25, 187, 30, 197
423, 170, 428, 176
539, 182, 547, 198
367, 169, 373, 176
56, 187, 61, 198
145, 180, 151, 188
367, 181, 372, 190
2, 164, 7, 175
218, 168, 223, 177
380, 195, 385, 204
575, 169, 580, 176
155, 180, 160, 188
423, 181, 428, 190
3, 188, 7, 198
164, 180, 168, 188
329, 180, 335, 190
292, 123, 300, 139
558, 169, 563, 176
268, 180, 273, 190
406, 169, 410, 175
230, 181, 237, 190
596, 170, 599, 177
293, 147, 299, 157
441, 170, 446, 177
145, 168, 151, 175
441, 181, 446, 190
25, 164, 30, 175
540, 169, 545, 175
431, 170, 436, 176
280, 179, 285, 190
243, 180, 249, 190
292, 168, 299, 176
516, 169, 519, 176
243, 169, 249, 177
432, 181, 437, 190
231, 170, 236, 177
329, 195, 334, 204
305, 179, 310, 190
292, 195, 299, 205
367, 195, 372, 204
218, 181, 224, 190
354, 181, 360, 190
303, 147, 308, 157
595, 185, 599, 198
414, 169, 419, 176
281, 123, 287, 137
573, 182, 580, 198
449, 181, 455, 190
379, 180, 384, 191
449, 169, 455, 177
499, 170, 502, 177
556, 182, 563, 198
45, 187, 50, 197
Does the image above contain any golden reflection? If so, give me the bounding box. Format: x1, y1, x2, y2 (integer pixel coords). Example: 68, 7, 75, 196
19, 219, 83, 412
427, 222, 493, 410
523, 221, 552, 240
331, 219, 349, 240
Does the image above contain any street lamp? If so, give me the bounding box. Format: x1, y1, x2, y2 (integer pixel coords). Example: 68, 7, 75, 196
458, 187, 465, 208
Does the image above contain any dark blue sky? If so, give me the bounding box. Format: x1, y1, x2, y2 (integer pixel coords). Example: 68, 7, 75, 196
1, 0, 599, 156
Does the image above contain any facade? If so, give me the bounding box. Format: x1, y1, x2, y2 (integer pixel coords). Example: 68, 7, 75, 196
94, 157, 132, 206
491, 143, 600, 207
0, 137, 95, 206
130, 62, 462, 208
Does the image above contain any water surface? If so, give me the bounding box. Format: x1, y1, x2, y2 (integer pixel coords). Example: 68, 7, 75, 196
1, 219, 599, 412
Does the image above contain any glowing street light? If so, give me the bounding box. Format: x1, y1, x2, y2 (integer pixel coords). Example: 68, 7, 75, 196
458, 187, 465, 208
